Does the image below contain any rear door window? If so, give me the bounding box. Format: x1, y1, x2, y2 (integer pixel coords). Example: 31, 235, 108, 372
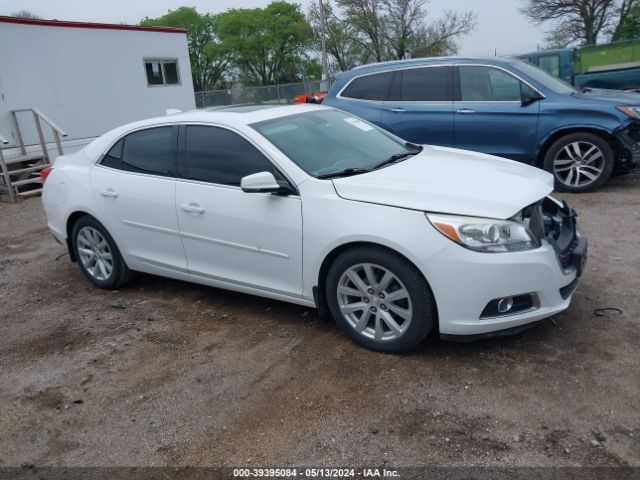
388, 66, 452, 101
340, 71, 394, 101
101, 126, 175, 176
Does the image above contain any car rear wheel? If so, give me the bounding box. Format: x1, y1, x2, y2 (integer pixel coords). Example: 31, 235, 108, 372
325, 246, 435, 353
72, 216, 134, 289
543, 133, 614, 193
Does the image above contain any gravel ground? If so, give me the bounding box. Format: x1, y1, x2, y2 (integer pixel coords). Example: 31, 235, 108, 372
0, 173, 639, 470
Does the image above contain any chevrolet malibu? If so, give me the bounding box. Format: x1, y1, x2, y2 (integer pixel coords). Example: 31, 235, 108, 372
42, 104, 587, 353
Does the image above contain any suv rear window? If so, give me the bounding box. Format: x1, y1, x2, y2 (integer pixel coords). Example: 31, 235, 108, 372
388, 66, 452, 101
340, 71, 394, 101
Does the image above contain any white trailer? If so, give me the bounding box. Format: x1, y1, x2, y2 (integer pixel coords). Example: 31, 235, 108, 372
0, 16, 196, 200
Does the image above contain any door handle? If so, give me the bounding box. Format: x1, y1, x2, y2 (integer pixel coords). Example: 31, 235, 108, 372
100, 188, 118, 198
390, 107, 406, 113
181, 202, 205, 214
457, 108, 476, 114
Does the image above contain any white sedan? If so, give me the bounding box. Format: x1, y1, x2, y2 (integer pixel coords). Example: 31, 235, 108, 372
42, 104, 587, 352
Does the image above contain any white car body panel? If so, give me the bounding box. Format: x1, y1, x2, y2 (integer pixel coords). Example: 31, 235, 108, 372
42, 104, 581, 338
333, 146, 554, 219
90, 166, 187, 272
175, 179, 303, 298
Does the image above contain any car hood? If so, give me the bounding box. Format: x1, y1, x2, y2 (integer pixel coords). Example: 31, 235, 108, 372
332, 145, 554, 219
571, 88, 640, 105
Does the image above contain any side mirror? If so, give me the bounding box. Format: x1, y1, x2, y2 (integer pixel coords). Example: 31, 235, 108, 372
521, 90, 543, 106
240, 171, 293, 195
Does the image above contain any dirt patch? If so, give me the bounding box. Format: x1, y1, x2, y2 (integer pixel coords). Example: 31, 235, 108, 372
0, 173, 639, 467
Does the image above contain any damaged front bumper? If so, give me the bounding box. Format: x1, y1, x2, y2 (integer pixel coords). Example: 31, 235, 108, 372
614, 121, 640, 169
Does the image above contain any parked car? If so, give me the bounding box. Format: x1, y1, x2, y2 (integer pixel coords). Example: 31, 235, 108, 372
42, 105, 586, 353
323, 57, 640, 193
292, 91, 327, 104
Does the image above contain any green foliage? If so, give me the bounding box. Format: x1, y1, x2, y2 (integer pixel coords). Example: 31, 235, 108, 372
613, 3, 640, 40
139, 1, 473, 88
140, 7, 230, 90
308, 0, 476, 74
216, 1, 313, 85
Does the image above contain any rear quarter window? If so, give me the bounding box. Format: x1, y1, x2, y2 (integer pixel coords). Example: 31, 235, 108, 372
340, 71, 394, 101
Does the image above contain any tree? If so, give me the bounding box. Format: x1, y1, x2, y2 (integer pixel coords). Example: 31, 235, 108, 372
140, 7, 231, 90
308, 0, 475, 71
382, 0, 427, 60
10, 10, 41, 19
612, 2, 640, 39
338, 0, 387, 62
410, 10, 477, 57
216, 1, 313, 85
520, 0, 640, 47
308, 0, 369, 73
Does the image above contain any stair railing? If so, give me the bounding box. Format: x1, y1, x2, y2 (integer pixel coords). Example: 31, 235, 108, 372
0, 133, 16, 203
10, 108, 68, 164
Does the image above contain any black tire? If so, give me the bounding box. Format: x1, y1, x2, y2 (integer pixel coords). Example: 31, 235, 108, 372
543, 132, 614, 193
71, 215, 134, 289
325, 246, 436, 353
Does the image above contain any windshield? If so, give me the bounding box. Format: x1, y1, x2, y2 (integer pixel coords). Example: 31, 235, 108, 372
512, 60, 578, 94
251, 109, 413, 178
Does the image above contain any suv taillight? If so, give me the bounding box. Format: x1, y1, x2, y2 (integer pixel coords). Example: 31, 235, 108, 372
40, 166, 53, 184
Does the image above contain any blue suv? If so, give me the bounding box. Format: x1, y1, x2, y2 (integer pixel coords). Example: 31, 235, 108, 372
323, 57, 640, 192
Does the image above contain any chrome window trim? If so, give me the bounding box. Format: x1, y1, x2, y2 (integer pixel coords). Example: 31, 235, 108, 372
95, 122, 299, 195
456, 63, 547, 101
336, 64, 452, 104
93, 163, 175, 182
335, 62, 546, 104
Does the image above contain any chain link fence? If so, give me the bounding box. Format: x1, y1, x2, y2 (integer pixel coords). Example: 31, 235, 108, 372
195, 80, 330, 108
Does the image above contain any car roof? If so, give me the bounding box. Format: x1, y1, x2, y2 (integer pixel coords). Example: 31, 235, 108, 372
347, 56, 523, 75
158, 103, 325, 126
82, 103, 330, 158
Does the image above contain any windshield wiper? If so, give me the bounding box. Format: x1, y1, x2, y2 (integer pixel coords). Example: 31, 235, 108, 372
372, 145, 423, 170
316, 167, 372, 179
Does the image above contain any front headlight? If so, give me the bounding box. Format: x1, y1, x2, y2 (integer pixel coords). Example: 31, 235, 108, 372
426, 213, 540, 253
617, 105, 640, 119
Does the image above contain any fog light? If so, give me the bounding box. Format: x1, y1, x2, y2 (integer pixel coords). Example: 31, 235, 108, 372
497, 297, 514, 313
480, 293, 539, 319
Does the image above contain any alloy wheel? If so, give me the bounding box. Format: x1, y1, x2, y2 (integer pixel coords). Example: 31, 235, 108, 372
77, 226, 113, 281
337, 263, 413, 342
553, 141, 605, 189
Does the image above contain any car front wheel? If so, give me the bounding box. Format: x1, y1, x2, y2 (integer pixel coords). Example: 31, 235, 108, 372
325, 246, 435, 353
543, 133, 614, 193
72, 215, 133, 289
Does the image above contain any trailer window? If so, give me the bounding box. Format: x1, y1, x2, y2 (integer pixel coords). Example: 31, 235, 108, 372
145, 59, 180, 86
539, 55, 560, 78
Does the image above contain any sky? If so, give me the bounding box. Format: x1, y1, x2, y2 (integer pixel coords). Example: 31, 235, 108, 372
0, 0, 546, 57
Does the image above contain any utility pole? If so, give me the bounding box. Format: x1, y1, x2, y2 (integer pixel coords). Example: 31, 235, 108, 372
318, 0, 330, 91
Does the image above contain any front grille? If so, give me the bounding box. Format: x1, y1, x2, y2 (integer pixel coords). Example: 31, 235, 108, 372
521, 197, 581, 272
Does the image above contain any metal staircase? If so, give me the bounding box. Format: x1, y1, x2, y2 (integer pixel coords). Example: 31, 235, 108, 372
0, 108, 67, 202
